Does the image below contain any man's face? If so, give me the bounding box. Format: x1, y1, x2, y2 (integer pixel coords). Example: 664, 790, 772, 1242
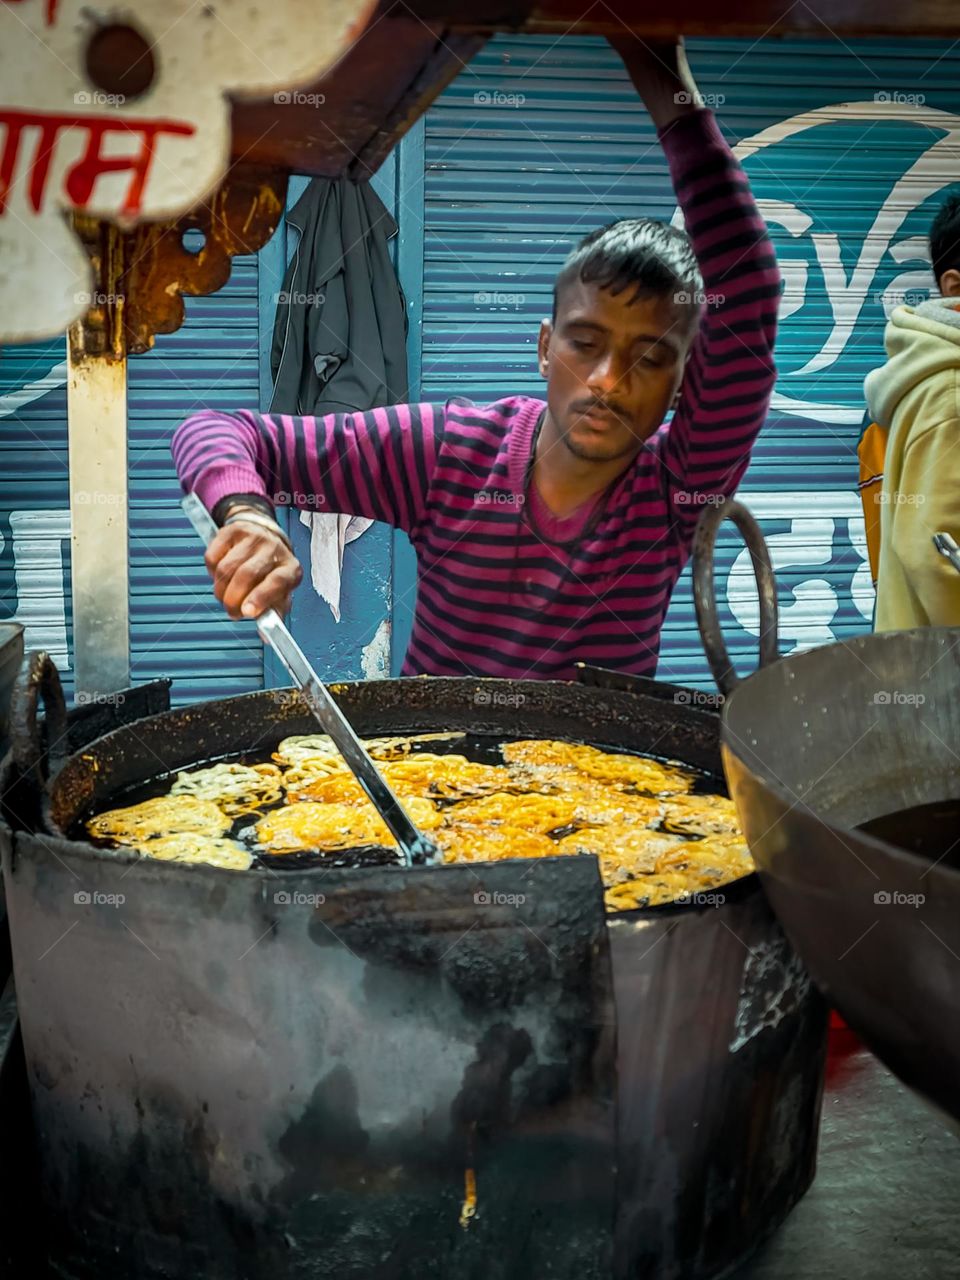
538, 277, 698, 463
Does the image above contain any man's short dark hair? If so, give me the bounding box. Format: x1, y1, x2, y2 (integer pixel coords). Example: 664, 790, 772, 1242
552, 218, 703, 321
930, 192, 960, 287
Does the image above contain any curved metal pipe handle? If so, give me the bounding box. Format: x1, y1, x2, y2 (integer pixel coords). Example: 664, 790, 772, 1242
9, 651, 69, 793
692, 499, 779, 698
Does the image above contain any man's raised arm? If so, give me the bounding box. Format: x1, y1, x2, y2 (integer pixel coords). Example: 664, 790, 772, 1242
611, 37, 781, 538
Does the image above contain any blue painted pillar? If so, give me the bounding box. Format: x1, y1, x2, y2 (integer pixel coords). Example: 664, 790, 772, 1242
257, 139, 423, 684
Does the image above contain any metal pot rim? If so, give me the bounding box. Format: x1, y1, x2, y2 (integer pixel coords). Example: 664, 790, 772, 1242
30, 675, 762, 921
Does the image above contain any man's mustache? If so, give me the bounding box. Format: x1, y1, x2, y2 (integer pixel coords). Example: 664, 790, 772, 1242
570, 399, 629, 419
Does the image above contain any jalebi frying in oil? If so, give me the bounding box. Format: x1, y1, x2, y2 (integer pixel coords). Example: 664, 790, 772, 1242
84, 733, 754, 910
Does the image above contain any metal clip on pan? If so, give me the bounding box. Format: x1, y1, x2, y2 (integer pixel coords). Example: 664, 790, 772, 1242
692, 498, 780, 698
181, 494, 439, 867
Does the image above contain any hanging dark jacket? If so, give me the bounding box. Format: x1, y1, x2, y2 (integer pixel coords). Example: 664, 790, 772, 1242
270, 177, 408, 416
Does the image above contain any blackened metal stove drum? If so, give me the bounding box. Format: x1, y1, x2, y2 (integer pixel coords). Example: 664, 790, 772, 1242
0, 658, 827, 1280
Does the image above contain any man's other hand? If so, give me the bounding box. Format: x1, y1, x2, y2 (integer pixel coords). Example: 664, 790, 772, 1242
608, 35, 702, 130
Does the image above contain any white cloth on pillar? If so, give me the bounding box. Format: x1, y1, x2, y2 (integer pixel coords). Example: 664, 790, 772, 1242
299, 510, 373, 622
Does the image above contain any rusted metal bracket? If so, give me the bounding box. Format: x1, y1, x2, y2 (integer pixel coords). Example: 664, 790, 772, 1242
69, 164, 288, 358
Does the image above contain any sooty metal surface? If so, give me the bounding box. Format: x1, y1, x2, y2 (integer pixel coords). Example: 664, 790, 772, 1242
5, 838, 615, 1279
721, 627, 960, 1124
2, 671, 827, 1279
609, 888, 826, 1277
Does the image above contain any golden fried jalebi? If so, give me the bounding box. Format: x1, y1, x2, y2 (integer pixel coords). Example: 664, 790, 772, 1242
86, 795, 230, 845
86, 731, 754, 912
280, 758, 352, 791
501, 740, 693, 795
567, 790, 664, 828
604, 873, 697, 911
256, 796, 442, 853
655, 837, 752, 879
272, 732, 465, 767
387, 756, 514, 799
448, 792, 583, 835
286, 755, 513, 805
170, 762, 284, 817
286, 770, 421, 807
436, 824, 559, 863
555, 825, 686, 876
271, 736, 347, 768
661, 792, 740, 837
135, 833, 253, 871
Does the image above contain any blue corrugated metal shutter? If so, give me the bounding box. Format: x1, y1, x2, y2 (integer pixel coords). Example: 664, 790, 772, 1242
418, 35, 960, 686
0, 339, 72, 684
0, 238, 264, 705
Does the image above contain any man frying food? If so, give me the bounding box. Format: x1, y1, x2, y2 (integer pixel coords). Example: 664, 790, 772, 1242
173, 38, 780, 680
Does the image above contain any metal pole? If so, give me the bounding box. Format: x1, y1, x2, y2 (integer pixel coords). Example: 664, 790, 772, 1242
66, 329, 130, 697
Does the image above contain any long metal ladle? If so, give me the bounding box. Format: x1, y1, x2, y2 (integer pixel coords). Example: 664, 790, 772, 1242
182, 493, 439, 866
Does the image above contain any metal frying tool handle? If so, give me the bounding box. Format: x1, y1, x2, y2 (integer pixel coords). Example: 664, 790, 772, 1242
180, 494, 439, 866
253, 613, 439, 866
933, 532, 960, 576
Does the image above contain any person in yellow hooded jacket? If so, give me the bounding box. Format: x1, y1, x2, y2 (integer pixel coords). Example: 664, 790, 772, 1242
864, 192, 960, 630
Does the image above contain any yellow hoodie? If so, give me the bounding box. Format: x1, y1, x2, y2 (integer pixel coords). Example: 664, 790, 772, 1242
864, 297, 960, 629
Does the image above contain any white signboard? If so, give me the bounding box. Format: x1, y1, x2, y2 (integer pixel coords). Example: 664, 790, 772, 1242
0, 0, 373, 342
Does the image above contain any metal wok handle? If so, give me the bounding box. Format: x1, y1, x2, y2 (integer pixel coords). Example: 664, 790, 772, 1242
9, 650, 70, 792
692, 499, 779, 698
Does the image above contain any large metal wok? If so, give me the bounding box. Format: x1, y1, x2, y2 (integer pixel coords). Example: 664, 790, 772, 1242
693, 501, 960, 1127
0, 639, 827, 1280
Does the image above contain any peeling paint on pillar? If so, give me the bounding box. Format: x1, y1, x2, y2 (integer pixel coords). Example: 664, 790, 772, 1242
286, 518, 394, 682
361, 619, 391, 679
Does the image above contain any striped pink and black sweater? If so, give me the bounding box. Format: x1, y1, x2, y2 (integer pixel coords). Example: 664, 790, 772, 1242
173, 109, 779, 681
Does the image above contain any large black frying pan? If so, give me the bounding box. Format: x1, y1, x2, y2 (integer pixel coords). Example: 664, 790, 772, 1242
694, 500, 960, 1126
